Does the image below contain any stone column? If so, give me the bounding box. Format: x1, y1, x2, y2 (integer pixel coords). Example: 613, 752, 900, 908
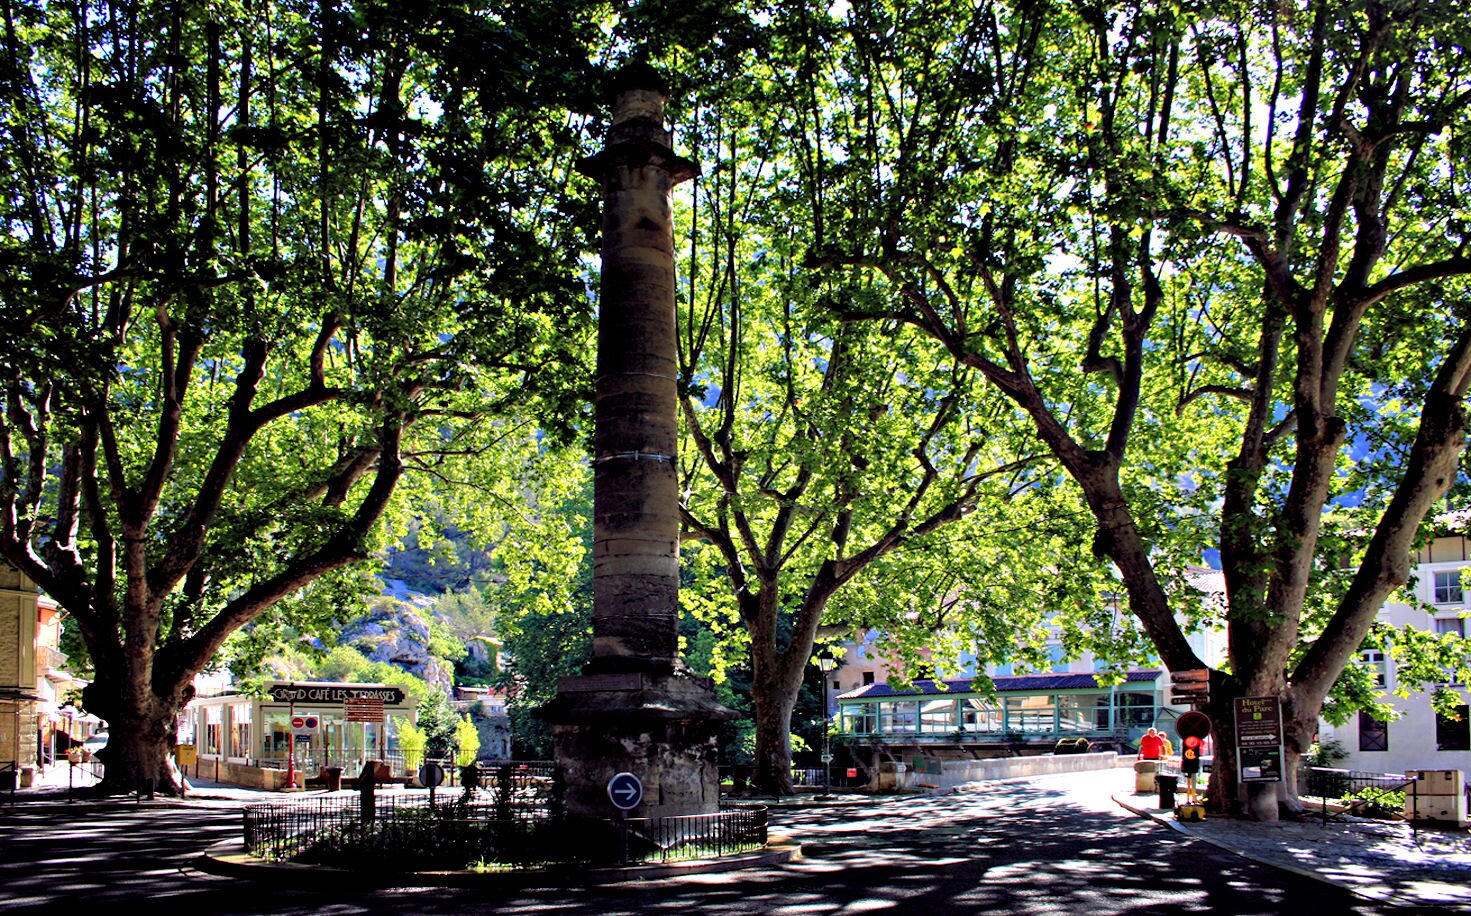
585, 64, 693, 673
538, 64, 733, 819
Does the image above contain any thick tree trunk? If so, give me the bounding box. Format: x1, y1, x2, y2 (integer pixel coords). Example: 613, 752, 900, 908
748, 605, 807, 796
85, 678, 187, 796
751, 683, 797, 796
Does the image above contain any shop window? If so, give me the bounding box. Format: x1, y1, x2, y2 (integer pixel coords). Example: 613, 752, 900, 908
204, 706, 222, 755
878, 701, 918, 734
1004, 695, 1056, 733
1358, 710, 1389, 751
1436, 705, 1470, 751
230, 705, 252, 758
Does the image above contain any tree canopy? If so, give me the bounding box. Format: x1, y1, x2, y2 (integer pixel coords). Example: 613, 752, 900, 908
709, 0, 1471, 816
0, 0, 600, 791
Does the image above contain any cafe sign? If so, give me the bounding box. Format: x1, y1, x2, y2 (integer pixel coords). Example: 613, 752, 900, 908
267, 684, 407, 705
1233, 695, 1285, 783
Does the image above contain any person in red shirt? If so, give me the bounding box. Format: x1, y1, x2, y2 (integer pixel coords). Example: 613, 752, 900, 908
1137, 728, 1165, 760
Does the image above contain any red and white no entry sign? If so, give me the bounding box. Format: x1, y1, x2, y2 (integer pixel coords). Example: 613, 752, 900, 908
291, 716, 305, 729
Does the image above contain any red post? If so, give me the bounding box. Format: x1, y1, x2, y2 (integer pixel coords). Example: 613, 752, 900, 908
285, 700, 299, 789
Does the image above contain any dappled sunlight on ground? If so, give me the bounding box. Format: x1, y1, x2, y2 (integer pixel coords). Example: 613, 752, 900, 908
0, 766, 1394, 915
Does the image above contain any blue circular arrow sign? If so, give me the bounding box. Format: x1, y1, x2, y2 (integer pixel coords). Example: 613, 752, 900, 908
607, 771, 643, 810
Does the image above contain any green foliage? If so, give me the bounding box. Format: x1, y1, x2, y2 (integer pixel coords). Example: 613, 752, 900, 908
454, 714, 481, 767
643, 0, 1471, 810
253, 644, 429, 698
1304, 739, 1348, 769
0, 0, 603, 785
1342, 788, 1406, 820
487, 448, 594, 759
415, 691, 461, 758
397, 719, 428, 773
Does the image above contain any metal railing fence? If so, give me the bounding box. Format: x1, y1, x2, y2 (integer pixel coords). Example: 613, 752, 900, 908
243, 794, 767, 870
1297, 766, 1417, 823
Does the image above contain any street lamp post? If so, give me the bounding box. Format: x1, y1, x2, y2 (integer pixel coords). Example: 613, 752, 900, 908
816, 656, 837, 798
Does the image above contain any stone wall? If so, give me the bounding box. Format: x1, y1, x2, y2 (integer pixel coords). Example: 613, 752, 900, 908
187, 758, 290, 791
878, 751, 1121, 791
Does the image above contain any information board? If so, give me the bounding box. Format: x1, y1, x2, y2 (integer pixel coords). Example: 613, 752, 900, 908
1234, 696, 1284, 783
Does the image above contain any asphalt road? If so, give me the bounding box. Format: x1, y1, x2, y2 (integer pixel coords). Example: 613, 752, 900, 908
0, 770, 1402, 915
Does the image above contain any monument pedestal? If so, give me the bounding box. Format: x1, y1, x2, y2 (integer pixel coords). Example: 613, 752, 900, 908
540, 668, 734, 818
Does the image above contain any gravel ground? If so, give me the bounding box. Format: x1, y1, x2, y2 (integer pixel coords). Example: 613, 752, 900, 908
1116, 788, 1471, 911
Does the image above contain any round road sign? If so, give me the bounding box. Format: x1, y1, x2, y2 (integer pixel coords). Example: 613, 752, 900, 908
291, 716, 305, 729
607, 771, 643, 810
1176, 710, 1212, 740
418, 762, 445, 788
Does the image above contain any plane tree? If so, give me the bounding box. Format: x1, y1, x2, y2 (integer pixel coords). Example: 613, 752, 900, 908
776, 0, 1471, 818
0, 0, 598, 793
671, 82, 1099, 792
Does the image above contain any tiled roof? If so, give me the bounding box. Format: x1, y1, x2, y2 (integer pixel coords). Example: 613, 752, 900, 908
836, 669, 1160, 701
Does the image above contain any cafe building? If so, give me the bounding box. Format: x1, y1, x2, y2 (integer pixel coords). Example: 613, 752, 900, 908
183, 680, 417, 790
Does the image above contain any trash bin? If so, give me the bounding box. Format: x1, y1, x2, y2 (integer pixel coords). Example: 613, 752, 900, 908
1133, 759, 1159, 793
322, 766, 343, 791
1156, 773, 1179, 809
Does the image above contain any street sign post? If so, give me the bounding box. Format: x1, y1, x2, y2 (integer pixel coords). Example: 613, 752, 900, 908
419, 762, 446, 806
607, 772, 643, 866
1169, 669, 1211, 707
1234, 696, 1285, 783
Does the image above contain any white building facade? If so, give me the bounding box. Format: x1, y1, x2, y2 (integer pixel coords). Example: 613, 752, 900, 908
1319, 531, 1470, 776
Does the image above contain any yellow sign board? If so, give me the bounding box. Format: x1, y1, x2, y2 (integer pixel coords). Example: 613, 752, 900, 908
175, 743, 198, 766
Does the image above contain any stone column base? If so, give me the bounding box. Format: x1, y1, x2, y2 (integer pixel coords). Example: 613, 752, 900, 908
539, 669, 735, 819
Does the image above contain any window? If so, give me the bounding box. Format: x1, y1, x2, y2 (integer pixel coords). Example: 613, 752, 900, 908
1358, 710, 1389, 751
878, 701, 918, 734
229, 705, 252, 758
961, 698, 1002, 733
1434, 617, 1466, 638
1004, 695, 1056, 733
1056, 696, 1093, 732
1048, 646, 1069, 673
1360, 650, 1388, 687
204, 706, 223, 755
831, 680, 841, 692
920, 699, 958, 733
1433, 570, 1463, 605
840, 705, 877, 735
1114, 693, 1156, 729
862, 671, 875, 686
1436, 705, 1471, 751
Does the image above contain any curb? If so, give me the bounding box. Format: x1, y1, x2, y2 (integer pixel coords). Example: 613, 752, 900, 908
195, 835, 803, 889
1110, 792, 1428, 911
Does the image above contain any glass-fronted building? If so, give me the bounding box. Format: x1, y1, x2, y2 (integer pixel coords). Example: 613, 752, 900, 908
835, 670, 1162, 750
184, 680, 417, 788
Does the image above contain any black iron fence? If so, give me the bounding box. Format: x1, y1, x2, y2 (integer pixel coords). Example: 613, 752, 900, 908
1298, 766, 1416, 821
243, 793, 768, 870
622, 805, 768, 864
